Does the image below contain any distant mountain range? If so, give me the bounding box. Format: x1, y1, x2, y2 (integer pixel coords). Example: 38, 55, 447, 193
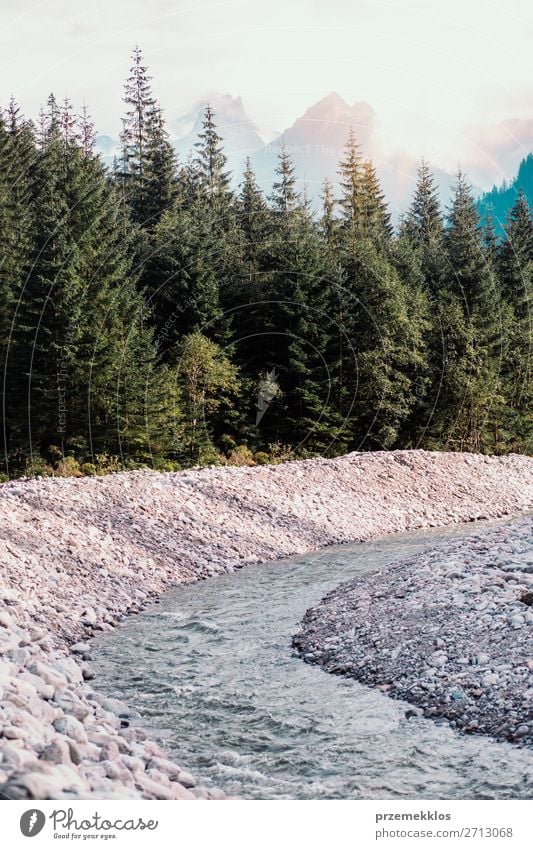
97, 92, 531, 224
477, 154, 533, 236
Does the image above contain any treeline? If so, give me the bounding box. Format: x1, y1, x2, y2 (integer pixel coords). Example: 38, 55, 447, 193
0, 47, 531, 478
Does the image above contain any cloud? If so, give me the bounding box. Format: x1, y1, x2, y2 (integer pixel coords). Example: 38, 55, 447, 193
461, 116, 533, 188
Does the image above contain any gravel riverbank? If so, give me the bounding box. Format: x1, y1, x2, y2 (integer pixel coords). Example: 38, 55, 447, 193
293, 517, 533, 745
0, 450, 532, 799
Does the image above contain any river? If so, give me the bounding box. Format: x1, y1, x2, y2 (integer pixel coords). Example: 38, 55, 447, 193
91, 520, 533, 800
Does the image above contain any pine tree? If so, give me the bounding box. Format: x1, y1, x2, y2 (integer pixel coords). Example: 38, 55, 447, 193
118, 45, 156, 224
78, 103, 96, 158
143, 102, 178, 226
338, 237, 430, 450
270, 146, 299, 215
0, 105, 36, 470
427, 173, 506, 451
497, 192, 532, 451
404, 159, 445, 294
337, 128, 364, 238
193, 105, 231, 203
499, 190, 533, 307
8, 98, 176, 467
145, 200, 225, 355
359, 159, 392, 247
320, 178, 338, 247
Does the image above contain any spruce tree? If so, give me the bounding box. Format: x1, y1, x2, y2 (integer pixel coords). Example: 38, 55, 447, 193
428, 173, 506, 451
193, 105, 232, 203
9, 97, 176, 467
497, 192, 532, 451
337, 128, 363, 239
118, 45, 156, 224
359, 159, 392, 247
404, 159, 445, 294
270, 146, 300, 215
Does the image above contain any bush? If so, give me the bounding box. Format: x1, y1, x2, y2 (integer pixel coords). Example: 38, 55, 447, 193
55, 456, 82, 477
94, 453, 122, 475
152, 458, 182, 472
253, 451, 270, 465
267, 442, 295, 464
44, 444, 64, 464
25, 456, 54, 478
227, 445, 254, 466
80, 462, 97, 476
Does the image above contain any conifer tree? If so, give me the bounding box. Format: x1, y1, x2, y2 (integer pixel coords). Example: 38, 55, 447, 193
270, 146, 299, 215
193, 105, 232, 203
118, 46, 156, 224
142, 103, 178, 225
8, 97, 176, 467
497, 192, 532, 451
337, 128, 363, 238
0, 106, 36, 469
320, 178, 338, 248
404, 159, 445, 294
428, 173, 505, 451
359, 159, 392, 247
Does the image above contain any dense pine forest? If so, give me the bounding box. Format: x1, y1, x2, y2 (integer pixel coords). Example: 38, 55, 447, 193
0, 48, 531, 479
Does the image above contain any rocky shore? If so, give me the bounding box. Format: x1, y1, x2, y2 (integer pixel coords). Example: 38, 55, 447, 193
0, 450, 532, 799
293, 517, 533, 745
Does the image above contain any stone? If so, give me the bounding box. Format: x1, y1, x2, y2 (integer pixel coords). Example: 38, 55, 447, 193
40, 739, 72, 766
53, 716, 88, 745
100, 741, 120, 762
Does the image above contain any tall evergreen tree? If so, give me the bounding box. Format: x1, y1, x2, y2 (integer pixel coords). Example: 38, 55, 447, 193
118, 45, 156, 224
497, 192, 532, 451
7, 97, 176, 468
404, 159, 445, 294
359, 159, 392, 246
193, 105, 232, 203
270, 146, 299, 215
427, 173, 505, 451
0, 104, 35, 469
337, 128, 363, 238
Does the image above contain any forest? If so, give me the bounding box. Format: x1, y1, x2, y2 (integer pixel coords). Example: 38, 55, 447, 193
0, 47, 531, 479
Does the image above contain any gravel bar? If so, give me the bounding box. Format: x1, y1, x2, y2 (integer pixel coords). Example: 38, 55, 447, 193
293, 517, 533, 745
0, 450, 532, 799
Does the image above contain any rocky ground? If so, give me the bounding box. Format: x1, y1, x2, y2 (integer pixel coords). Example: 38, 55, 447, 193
0, 450, 532, 799
293, 517, 533, 746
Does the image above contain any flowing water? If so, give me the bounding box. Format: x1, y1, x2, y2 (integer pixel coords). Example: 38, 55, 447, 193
92, 521, 533, 800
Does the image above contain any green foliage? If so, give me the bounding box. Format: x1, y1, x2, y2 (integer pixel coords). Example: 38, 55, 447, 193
174, 332, 240, 465
227, 445, 254, 466
0, 51, 530, 480
253, 451, 270, 465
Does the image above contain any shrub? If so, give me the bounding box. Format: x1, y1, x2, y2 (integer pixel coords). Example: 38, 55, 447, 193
80, 462, 97, 476
267, 442, 295, 464
152, 458, 182, 472
253, 451, 270, 465
95, 453, 121, 475
227, 445, 254, 466
54, 456, 82, 477
25, 456, 54, 478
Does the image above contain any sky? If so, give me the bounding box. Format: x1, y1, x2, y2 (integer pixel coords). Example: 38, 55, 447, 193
0, 0, 532, 187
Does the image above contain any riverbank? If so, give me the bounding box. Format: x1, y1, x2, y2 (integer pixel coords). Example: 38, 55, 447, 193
1, 450, 532, 799
293, 517, 533, 746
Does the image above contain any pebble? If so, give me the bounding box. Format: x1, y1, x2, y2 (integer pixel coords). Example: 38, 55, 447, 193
294, 515, 533, 747
0, 451, 531, 799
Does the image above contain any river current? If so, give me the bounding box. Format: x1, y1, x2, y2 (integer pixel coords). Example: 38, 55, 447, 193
92, 521, 533, 800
